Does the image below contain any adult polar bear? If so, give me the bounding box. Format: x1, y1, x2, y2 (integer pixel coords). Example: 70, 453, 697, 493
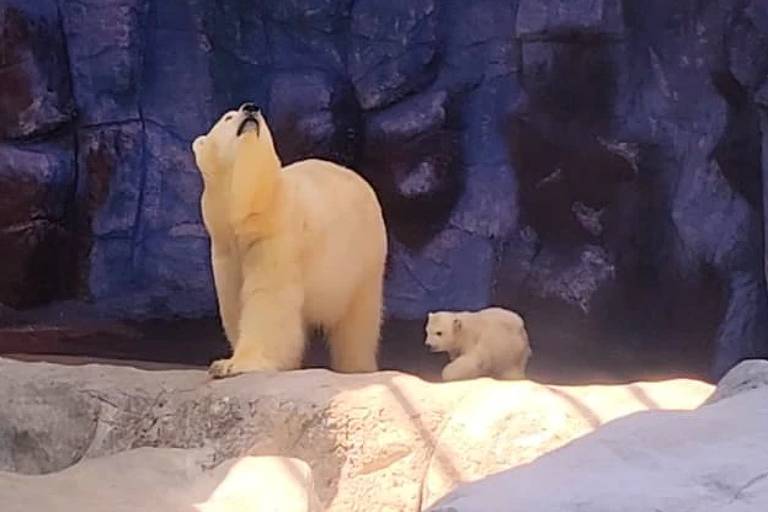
192, 102, 387, 378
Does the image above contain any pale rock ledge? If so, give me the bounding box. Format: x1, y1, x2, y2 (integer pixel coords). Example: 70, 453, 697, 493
0, 357, 715, 511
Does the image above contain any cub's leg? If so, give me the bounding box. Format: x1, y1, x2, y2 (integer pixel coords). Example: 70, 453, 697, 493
441, 353, 486, 382
496, 342, 532, 381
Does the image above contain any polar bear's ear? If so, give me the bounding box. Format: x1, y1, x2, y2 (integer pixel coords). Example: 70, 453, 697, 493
192, 135, 215, 177
192, 135, 206, 155
453, 317, 462, 332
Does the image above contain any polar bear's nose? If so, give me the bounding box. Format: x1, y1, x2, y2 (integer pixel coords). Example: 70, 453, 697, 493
240, 102, 260, 115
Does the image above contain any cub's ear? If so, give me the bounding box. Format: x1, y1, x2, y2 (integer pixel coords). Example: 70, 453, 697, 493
452, 317, 462, 332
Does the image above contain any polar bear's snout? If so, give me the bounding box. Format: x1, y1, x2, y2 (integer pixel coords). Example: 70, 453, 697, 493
424, 332, 445, 353
240, 102, 260, 114
237, 102, 261, 137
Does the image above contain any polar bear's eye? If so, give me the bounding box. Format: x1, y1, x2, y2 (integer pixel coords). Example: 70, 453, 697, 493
224, 115, 234, 122
435, 331, 443, 336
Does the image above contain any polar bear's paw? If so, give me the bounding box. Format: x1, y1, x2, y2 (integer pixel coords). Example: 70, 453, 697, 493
208, 357, 279, 379
208, 358, 240, 379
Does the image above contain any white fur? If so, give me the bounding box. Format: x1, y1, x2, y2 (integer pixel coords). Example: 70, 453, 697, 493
192, 108, 387, 378
425, 307, 532, 381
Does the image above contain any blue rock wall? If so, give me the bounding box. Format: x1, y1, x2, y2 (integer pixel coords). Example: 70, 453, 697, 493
1, 0, 768, 377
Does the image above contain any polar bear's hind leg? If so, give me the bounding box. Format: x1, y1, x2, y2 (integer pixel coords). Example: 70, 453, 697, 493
327, 275, 382, 373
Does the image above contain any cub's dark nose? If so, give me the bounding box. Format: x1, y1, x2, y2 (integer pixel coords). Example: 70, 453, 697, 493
240, 102, 260, 115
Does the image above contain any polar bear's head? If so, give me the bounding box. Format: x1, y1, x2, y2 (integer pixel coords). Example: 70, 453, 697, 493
424, 311, 463, 353
192, 102, 279, 179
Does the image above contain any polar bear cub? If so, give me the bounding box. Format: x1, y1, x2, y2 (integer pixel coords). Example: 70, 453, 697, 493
425, 307, 532, 382
192, 102, 387, 378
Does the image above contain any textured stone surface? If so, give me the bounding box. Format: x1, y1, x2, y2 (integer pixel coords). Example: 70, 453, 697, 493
0, 357, 713, 511
0, 0, 75, 139
0, 449, 321, 512
268, 70, 360, 167
361, 90, 462, 250
1, 0, 767, 379
429, 360, 768, 512
419, 376, 712, 509
59, 0, 147, 126
516, 0, 625, 40
706, 359, 768, 404
349, 0, 438, 110
0, 138, 76, 307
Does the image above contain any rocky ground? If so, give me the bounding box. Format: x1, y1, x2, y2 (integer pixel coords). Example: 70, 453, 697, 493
430, 359, 768, 512
0, 355, 723, 511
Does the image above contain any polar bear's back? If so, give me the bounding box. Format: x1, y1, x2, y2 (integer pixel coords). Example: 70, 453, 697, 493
474, 307, 525, 328
468, 307, 531, 373
283, 159, 380, 206
282, 158, 387, 325
282, 159, 385, 247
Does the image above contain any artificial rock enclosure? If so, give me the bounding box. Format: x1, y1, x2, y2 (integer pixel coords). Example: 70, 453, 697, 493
3, 2, 768, 512
2, 0, 768, 380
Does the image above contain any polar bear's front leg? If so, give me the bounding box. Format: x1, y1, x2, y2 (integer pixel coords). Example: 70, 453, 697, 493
209, 281, 305, 379
211, 247, 242, 347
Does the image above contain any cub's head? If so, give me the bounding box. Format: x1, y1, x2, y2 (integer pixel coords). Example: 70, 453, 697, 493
425, 311, 463, 353
192, 102, 279, 179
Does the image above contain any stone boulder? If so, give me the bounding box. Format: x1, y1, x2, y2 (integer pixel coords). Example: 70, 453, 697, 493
429, 359, 768, 512
705, 358, 768, 404
0, 449, 320, 512
0, 357, 712, 511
